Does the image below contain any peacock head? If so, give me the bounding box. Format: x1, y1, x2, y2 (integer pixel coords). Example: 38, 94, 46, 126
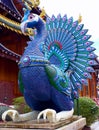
20, 0, 46, 36
20, 9, 40, 34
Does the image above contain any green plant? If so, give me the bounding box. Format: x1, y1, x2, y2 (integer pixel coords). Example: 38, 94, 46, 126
12, 96, 32, 114
74, 97, 99, 126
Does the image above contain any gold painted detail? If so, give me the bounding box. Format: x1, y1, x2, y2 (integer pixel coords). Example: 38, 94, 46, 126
40, 7, 46, 19
22, 0, 40, 9
0, 14, 34, 36
22, 0, 46, 20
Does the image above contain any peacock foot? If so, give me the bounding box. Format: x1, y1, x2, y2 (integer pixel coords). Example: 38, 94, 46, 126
2, 108, 74, 123
55, 108, 74, 122
37, 109, 56, 122
2, 109, 39, 122
37, 108, 74, 122
2, 109, 21, 122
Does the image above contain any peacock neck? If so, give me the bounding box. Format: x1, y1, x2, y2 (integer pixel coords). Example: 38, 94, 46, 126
23, 18, 46, 57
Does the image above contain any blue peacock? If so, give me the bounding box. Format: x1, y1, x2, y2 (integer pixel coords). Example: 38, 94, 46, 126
2, 7, 97, 122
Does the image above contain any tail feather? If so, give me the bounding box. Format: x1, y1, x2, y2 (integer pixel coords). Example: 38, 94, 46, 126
73, 24, 84, 36
44, 14, 96, 98
88, 53, 97, 59
84, 41, 94, 47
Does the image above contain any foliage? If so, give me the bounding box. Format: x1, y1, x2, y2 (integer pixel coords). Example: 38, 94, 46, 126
74, 97, 99, 126
12, 96, 32, 114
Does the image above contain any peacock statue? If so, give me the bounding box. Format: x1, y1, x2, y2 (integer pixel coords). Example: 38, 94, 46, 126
2, 0, 97, 122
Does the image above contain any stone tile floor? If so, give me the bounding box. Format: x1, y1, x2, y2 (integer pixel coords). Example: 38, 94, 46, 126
90, 121, 99, 130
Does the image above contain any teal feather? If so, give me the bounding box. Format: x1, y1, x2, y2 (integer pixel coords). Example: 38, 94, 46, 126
83, 72, 92, 79
88, 53, 97, 59
84, 41, 94, 47
73, 24, 84, 36
88, 60, 98, 65
86, 66, 95, 72
86, 47, 96, 52
70, 20, 78, 32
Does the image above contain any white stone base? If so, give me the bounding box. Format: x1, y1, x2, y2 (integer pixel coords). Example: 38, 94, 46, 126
56, 117, 86, 130
0, 116, 86, 130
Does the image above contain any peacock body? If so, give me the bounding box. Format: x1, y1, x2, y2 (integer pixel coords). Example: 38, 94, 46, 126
17, 9, 97, 120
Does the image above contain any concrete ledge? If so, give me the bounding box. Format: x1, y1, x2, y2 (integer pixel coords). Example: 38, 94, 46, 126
56, 117, 86, 130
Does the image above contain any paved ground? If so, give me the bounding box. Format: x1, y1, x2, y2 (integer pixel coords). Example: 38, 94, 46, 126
90, 121, 99, 130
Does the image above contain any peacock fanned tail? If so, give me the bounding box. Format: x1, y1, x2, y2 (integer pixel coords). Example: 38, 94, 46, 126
44, 14, 97, 98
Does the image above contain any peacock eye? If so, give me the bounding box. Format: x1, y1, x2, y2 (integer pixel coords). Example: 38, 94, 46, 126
28, 14, 35, 20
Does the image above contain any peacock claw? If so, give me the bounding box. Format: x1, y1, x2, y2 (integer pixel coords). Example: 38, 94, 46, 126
37, 109, 56, 122
2, 109, 20, 122
37, 108, 74, 122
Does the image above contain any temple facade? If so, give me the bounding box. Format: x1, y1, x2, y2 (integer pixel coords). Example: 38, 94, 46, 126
0, 0, 27, 104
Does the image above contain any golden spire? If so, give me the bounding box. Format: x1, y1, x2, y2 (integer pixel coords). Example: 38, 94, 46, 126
40, 7, 46, 19
22, 0, 40, 9
78, 14, 82, 23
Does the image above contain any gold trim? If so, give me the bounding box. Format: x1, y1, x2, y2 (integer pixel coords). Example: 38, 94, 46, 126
0, 14, 34, 36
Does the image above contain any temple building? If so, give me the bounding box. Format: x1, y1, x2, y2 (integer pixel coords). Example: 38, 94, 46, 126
0, 0, 28, 104
0, 0, 99, 104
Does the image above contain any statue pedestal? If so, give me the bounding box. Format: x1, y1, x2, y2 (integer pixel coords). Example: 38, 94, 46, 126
0, 116, 86, 130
